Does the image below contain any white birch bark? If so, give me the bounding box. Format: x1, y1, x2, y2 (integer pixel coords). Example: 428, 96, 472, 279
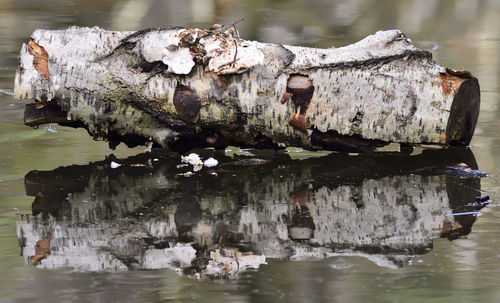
14, 26, 479, 151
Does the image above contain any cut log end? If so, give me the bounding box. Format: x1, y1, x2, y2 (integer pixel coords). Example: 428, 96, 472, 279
446, 77, 480, 146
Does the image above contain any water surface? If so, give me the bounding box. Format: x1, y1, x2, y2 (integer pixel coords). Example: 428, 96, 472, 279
1, 1, 500, 302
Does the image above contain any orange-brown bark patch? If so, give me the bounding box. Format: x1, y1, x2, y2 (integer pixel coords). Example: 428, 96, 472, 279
32, 232, 51, 265
28, 38, 50, 81
289, 113, 307, 133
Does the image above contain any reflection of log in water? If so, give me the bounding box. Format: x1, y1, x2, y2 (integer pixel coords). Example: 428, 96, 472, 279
17, 148, 484, 276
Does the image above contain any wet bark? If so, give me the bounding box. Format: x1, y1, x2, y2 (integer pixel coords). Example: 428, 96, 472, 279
14, 27, 480, 152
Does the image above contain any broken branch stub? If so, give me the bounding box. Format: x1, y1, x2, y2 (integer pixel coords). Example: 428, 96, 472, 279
14, 26, 480, 152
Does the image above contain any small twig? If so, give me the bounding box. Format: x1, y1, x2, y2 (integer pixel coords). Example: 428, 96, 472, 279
200, 18, 245, 40
224, 18, 244, 33
218, 39, 239, 69
233, 40, 238, 63
217, 19, 245, 69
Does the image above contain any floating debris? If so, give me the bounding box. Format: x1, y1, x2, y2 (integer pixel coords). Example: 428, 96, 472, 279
286, 147, 305, 153
203, 157, 218, 167
130, 163, 146, 167
467, 194, 491, 207
204, 249, 266, 278
446, 163, 487, 178
224, 147, 256, 157
223, 158, 269, 166
180, 153, 204, 172
431, 44, 439, 51
177, 171, 194, 177
180, 154, 218, 172
181, 153, 203, 166
142, 243, 197, 269
110, 161, 121, 169
46, 124, 57, 133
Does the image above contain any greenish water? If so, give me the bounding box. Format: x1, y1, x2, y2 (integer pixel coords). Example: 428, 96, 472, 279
1, 0, 500, 302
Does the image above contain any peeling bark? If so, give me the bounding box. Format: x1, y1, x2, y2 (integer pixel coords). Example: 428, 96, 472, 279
14, 26, 480, 152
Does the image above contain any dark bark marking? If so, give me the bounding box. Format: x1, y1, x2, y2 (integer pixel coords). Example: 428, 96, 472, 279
123, 93, 185, 130
277, 45, 296, 68
167, 128, 229, 153
352, 111, 363, 127
173, 84, 201, 124
311, 129, 387, 153
139, 60, 168, 73
300, 50, 431, 72
107, 133, 156, 150
384, 31, 410, 47
289, 204, 315, 240
445, 68, 473, 79
97, 26, 186, 62
24, 102, 68, 127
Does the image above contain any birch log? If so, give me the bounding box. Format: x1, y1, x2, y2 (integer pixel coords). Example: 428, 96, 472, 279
14, 26, 480, 152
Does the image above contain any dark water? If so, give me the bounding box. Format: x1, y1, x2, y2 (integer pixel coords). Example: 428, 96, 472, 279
1, 0, 500, 302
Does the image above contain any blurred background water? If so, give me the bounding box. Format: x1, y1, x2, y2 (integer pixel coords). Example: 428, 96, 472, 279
0, 0, 499, 302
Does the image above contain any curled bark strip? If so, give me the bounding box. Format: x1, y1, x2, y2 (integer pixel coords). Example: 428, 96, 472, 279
27, 38, 49, 81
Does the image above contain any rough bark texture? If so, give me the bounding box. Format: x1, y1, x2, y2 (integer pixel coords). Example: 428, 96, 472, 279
17, 149, 483, 275
14, 26, 480, 152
